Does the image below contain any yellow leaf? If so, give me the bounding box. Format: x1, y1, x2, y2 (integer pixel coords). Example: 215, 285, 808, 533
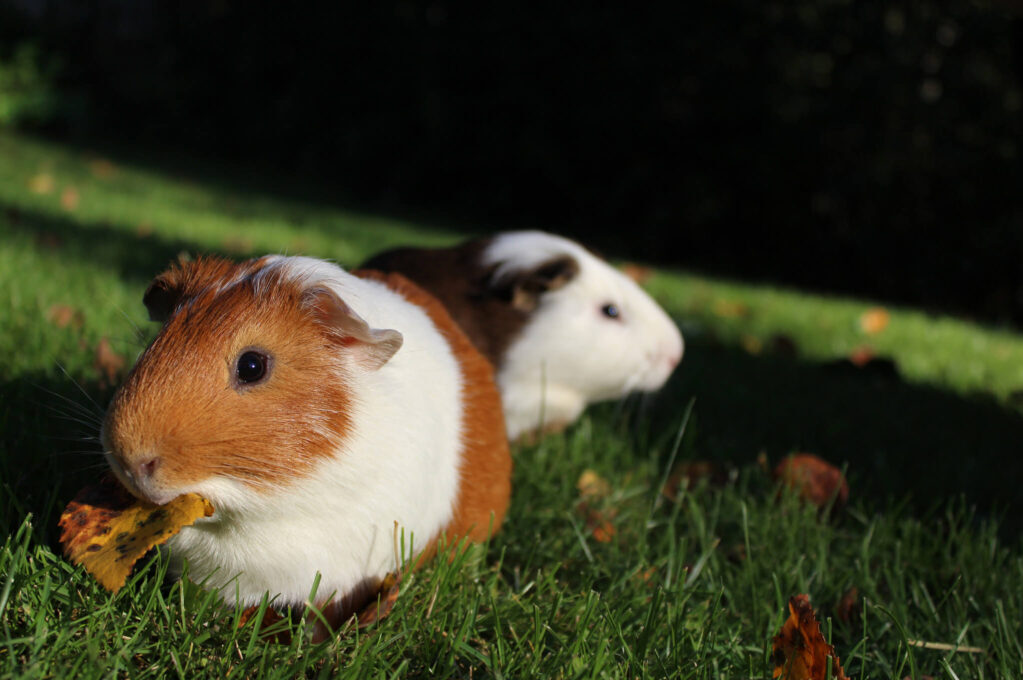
576, 469, 611, 500
741, 334, 763, 355
28, 173, 54, 194
713, 300, 750, 319
59, 476, 214, 592
858, 307, 890, 334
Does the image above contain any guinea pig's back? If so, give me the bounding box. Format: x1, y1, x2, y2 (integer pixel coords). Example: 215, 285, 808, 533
361, 242, 528, 367
353, 269, 512, 546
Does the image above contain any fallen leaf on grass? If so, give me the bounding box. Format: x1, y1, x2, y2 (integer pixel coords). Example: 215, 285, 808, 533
222, 235, 254, 254
577, 469, 611, 500
88, 158, 117, 178
848, 345, 875, 367
239, 605, 291, 644
575, 469, 617, 542
633, 566, 657, 586
94, 338, 126, 387
771, 594, 850, 680
584, 509, 617, 543
28, 173, 54, 194
60, 187, 80, 211
774, 453, 849, 510
58, 475, 214, 592
713, 300, 750, 319
741, 334, 763, 355
835, 587, 859, 624
48, 304, 84, 329
858, 307, 890, 335
662, 460, 727, 500
356, 571, 402, 628
826, 352, 900, 380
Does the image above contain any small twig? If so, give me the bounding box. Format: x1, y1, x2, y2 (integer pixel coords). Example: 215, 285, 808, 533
425, 584, 440, 620
907, 639, 984, 654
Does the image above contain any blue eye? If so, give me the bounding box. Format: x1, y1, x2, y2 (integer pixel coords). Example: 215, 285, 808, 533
601, 304, 620, 319
236, 351, 269, 385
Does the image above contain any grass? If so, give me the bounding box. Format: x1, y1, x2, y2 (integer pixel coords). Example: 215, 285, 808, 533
1, 130, 1022, 678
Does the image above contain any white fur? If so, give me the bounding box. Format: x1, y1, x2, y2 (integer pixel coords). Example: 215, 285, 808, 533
166, 257, 463, 608
482, 232, 683, 440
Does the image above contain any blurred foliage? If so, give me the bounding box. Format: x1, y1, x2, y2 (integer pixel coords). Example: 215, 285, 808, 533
0, 42, 59, 127
1, 1, 1021, 322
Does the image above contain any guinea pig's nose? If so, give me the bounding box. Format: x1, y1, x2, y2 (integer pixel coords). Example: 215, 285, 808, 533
133, 457, 160, 480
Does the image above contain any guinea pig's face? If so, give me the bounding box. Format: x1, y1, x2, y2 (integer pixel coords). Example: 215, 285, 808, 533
519, 252, 683, 402
101, 257, 401, 508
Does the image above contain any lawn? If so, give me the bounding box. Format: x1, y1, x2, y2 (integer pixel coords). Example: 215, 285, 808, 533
1, 131, 1022, 678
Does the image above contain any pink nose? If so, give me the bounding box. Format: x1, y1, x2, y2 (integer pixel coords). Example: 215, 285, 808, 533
133, 457, 160, 480
663, 348, 682, 371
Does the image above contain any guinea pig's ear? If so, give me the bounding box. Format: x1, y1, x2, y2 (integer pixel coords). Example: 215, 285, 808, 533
496, 255, 580, 312
142, 273, 183, 323
303, 287, 404, 371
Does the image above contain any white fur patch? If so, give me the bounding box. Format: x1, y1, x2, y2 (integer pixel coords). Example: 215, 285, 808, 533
483, 232, 683, 440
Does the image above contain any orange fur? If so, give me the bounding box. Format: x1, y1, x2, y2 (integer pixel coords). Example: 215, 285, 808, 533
354, 270, 513, 545
105, 258, 352, 492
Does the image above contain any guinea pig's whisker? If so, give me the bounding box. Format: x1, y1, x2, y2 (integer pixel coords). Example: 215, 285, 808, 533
48, 412, 104, 432
55, 364, 106, 414
112, 304, 146, 341
35, 389, 103, 424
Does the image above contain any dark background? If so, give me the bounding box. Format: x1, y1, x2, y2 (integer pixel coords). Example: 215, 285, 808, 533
2, 0, 1022, 324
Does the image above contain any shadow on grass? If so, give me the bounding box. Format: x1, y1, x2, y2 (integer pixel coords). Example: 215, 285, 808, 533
0, 372, 114, 546
632, 338, 1023, 532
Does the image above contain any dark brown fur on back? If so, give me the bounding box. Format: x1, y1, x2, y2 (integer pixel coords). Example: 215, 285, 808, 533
361, 240, 528, 365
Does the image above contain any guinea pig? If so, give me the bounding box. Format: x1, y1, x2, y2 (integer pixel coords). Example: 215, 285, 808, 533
361, 231, 684, 441
100, 254, 511, 627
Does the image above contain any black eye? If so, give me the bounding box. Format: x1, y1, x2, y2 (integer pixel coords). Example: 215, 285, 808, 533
236, 351, 269, 385
601, 303, 621, 320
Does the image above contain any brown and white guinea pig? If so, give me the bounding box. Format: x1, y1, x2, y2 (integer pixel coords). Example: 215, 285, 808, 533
100, 255, 511, 622
361, 231, 684, 441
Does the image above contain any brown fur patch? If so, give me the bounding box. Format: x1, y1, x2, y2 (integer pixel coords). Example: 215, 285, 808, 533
361, 240, 528, 365
105, 257, 352, 494
354, 269, 512, 546
143, 255, 274, 322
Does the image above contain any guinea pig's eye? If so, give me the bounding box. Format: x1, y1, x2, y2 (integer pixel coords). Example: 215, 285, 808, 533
236, 350, 270, 386
601, 303, 621, 320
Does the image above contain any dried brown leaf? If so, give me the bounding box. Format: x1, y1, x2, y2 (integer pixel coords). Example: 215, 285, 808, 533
48, 304, 84, 329
771, 594, 850, 680
94, 338, 126, 387
774, 453, 849, 510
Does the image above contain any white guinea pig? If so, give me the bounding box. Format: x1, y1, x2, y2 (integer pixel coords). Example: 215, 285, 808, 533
362, 231, 684, 441
101, 255, 511, 628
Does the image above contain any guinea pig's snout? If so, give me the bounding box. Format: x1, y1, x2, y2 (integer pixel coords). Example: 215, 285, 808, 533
105, 448, 170, 504
648, 343, 683, 372
132, 457, 161, 481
